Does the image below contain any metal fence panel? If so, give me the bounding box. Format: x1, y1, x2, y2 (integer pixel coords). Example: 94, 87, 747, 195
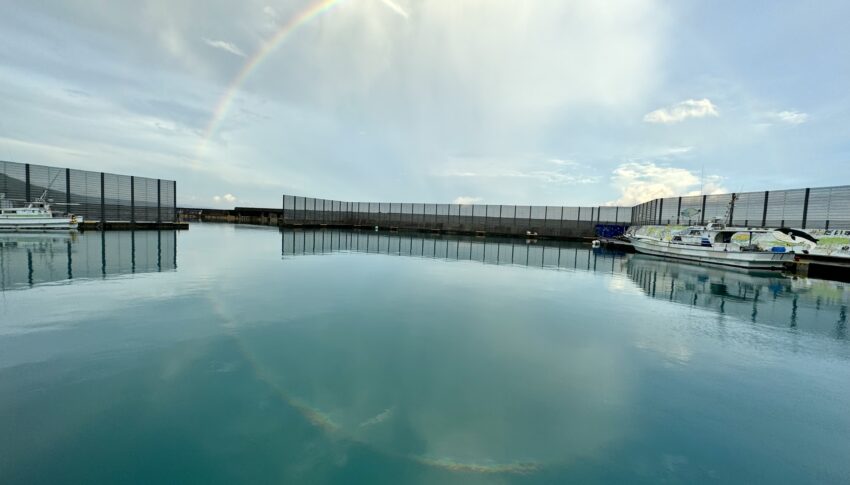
731, 192, 765, 226
276, 184, 850, 232
704, 194, 733, 223
0, 161, 28, 202
1, 161, 175, 224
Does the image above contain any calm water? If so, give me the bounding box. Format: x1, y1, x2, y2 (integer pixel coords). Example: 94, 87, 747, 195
1, 224, 849, 484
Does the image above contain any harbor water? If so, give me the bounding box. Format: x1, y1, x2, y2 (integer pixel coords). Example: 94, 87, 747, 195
1, 224, 849, 484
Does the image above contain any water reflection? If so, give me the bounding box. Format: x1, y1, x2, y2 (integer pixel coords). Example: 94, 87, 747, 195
0, 230, 177, 290
282, 229, 848, 339
628, 255, 848, 339
3, 225, 849, 484
281, 228, 628, 273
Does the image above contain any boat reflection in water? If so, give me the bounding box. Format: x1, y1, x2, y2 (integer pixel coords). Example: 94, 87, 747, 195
0, 230, 177, 290
627, 254, 848, 339
282, 229, 848, 340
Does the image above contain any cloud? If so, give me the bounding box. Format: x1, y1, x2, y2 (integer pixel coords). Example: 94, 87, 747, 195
661, 146, 693, 155
548, 158, 579, 166
453, 196, 483, 205
213, 193, 238, 204
378, 0, 409, 19
643, 99, 719, 124
608, 162, 726, 205
439, 155, 600, 186
0, 0, 668, 207
202, 38, 246, 57
263, 6, 278, 19
772, 110, 808, 125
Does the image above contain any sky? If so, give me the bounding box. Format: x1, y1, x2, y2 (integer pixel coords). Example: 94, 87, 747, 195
1, 0, 848, 209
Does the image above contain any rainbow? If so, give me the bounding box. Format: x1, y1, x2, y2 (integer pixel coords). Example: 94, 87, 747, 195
198, 0, 347, 159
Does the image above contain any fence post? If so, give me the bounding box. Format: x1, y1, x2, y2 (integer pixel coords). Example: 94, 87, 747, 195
130, 176, 135, 223
559, 206, 564, 236
676, 197, 682, 225
25, 164, 31, 201
658, 199, 663, 225
65, 168, 71, 206
699, 195, 706, 225
100, 172, 105, 224
544, 206, 548, 235
802, 188, 811, 229
761, 191, 769, 227
157, 179, 162, 224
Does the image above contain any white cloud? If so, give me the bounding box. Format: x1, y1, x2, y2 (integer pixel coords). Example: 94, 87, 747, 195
262, 6, 278, 19
453, 196, 483, 205
378, 0, 409, 19
439, 155, 600, 186
212, 193, 238, 204
661, 146, 693, 155
773, 110, 808, 125
444, 169, 599, 185
202, 38, 246, 57
607, 162, 726, 205
548, 158, 579, 166
643, 99, 719, 124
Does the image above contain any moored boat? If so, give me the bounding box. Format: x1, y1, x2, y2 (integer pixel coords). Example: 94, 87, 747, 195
0, 192, 82, 231
628, 222, 795, 270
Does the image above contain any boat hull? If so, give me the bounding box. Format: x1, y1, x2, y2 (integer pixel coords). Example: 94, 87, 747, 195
629, 237, 794, 270
0, 217, 79, 231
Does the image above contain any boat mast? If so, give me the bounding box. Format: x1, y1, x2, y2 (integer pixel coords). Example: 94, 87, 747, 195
722, 194, 737, 226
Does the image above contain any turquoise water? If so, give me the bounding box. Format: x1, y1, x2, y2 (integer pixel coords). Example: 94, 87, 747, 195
1, 224, 849, 484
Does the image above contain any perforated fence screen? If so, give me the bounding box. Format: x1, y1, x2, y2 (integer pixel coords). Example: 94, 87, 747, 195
629, 186, 850, 229
281, 194, 632, 238
0, 160, 175, 223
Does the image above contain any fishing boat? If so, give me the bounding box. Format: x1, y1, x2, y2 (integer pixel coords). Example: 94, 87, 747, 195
0, 192, 82, 231
628, 194, 803, 270
628, 221, 796, 270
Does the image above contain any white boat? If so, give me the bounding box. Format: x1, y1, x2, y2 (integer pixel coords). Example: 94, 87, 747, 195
0, 192, 82, 231
628, 222, 795, 270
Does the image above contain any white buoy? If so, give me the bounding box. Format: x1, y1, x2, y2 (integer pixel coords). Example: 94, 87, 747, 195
592, 240, 601, 248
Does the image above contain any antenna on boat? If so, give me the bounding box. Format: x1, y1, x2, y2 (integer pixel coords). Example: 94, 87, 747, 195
699, 165, 705, 196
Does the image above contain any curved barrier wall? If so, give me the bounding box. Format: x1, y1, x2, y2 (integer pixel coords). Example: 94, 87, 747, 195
630, 186, 850, 230
282, 195, 632, 238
